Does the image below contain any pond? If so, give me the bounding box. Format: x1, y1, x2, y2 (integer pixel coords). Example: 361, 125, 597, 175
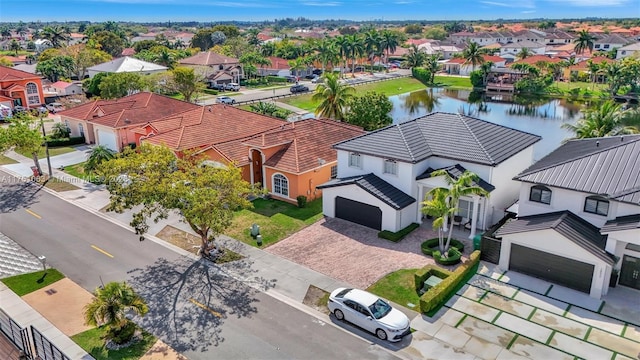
388, 89, 586, 160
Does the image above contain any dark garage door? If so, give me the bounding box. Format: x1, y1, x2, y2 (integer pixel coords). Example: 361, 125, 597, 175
509, 244, 594, 293
335, 197, 382, 230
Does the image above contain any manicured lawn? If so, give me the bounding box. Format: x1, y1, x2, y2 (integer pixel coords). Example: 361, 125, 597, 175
63, 162, 103, 184
0, 154, 18, 164
1, 269, 65, 296
225, 197, 323, 247
281, 77, 427, 111
42, 177, 80, 192
553, 81, 607, 91
15, 145, 76, 159
367, 268, 421, 310
432, 75, 473, 89
72, 326, 156, 360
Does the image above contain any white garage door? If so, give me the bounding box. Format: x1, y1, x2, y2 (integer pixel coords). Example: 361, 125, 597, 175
97, 129, 117, 151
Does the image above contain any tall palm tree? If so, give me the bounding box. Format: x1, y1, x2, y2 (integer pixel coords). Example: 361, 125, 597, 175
380, 30, 399, 70
424, 170, 489, 253
9, 39, 21, 56
479, 61, 494, 86
516, 47, 532, 60
311, 72, 355, 120
314, 39, 339, 72
403, 44, 426, 69
562, 101, 628, 139
39, 25, 71, 48
346, 34, 364, 76
85, 145, 115, 171
288, 57, 308, 80
605, 62, 624, 96
84, 281, 148, 344
421, 188, 453, 254
574, 30, 597, 56
173, 39, 185, 50
462, 41, 484, 72
363, 30, 382, 74
153, 48, 176, 69
424, 54, 441, 84
334, 35, 351, 78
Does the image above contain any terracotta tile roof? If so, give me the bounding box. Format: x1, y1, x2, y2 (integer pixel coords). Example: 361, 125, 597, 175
51, 81, 73, 89
405, 39, 430, 46
0, 65, 42, 81
266, 57, 291, 70
178, 52, 240, 66
511, 55, 564, 66
121, 48, 136, 56
58, 92, 199, 128
568, 56, 615, 70
143, 105, 286, 150
447, 55, 505, 64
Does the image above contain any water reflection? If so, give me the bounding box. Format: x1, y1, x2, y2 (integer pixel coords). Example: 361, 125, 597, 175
389, 88, 587, 160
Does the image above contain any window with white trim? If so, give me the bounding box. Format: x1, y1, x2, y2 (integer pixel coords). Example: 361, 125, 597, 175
348, 153, 361, 168
273, 174, 289, 197
330, 165, 337, 179
383, 159, 397, 175
529, 185, 552, 205
584, 196, 609, 216
26, 82, 40, 105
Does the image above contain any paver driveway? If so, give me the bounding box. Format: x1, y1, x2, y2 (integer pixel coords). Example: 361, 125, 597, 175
266, 217, 472, 288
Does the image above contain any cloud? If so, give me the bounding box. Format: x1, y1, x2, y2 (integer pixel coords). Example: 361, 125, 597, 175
480, 0, 536, 8
545, 0, 630, 5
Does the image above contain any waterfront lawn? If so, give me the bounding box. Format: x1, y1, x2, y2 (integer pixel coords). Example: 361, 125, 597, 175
433, 76, 472, 89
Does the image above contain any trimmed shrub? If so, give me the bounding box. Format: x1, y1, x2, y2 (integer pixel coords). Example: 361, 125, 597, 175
202, 89, 219, 95
419, 250, 481, 314
296, 195, 307, 208
412, 67, 432, 85
45, 136, 85, 147
414, 265, 453, 292
421, 238, 465, 256
378, 223, 420, 242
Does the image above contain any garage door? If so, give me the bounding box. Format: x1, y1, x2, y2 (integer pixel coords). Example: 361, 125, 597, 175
510, 244, 594, 293
335, 197, 382, 230
97, 129, 117, 151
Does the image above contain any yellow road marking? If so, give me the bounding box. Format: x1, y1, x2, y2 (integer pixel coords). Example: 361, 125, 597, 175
91, 245, 114, 258
25, 209, 41, 219
189, 298, 222, 317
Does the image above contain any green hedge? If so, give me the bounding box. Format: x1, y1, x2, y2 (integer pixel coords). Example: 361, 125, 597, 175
420, 238, 465, 256
414, 265, 453, 292
412, 67, 432, 85
378, 223, 419, 242
419, 250, 481, 314
45, 136, 85, 147
432, 247, 462, 266
202, 89, 219, 95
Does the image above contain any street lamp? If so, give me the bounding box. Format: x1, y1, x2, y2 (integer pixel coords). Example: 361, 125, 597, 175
39, 110, 52, 177
37, 255, 47, 271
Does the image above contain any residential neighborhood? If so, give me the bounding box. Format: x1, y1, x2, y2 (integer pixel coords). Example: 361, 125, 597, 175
0, 10, 639, 360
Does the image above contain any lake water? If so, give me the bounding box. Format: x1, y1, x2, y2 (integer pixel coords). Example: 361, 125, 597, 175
388, 89, 584, 160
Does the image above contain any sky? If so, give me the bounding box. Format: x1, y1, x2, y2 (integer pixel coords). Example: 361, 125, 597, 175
1, 0, 639, 23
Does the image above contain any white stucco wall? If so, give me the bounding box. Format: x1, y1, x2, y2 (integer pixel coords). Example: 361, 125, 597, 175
499, 229, 611, 298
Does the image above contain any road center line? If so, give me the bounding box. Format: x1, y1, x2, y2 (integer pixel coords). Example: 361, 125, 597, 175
25, 209, 42, 219
91, 245, 114, 258
189, 298, 222, 318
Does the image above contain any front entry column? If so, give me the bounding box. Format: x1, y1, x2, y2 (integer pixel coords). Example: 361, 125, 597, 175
469, 195, 479, 239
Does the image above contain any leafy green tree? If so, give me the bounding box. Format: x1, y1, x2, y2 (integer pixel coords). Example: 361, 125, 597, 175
0, 26, 11, 40
288, 57, 308, 79
170, 67, 203, 103
311, 72, 355, 120
0, 114, 45, 175
516, 47, 532, 60
190, 29, 215, 50
85, 72, 109, 97
51, 122, 71, 139
211, 25, 240, 38
9, 39, 21, 56
62, 44, 112, 79
444, 21, 466, 34
133, 40, 160, 53
363, 30, 382, 73
423, 170, 488, 253
85, 145, 115, 171
210, 31, 227, 46
99, 72, 148, 99
250, 102, 279, 117
574, 30, 597, 55
462, 41, 484, 72
562, 101, 630, 139
245, 28, 260, 46
90, 31, 125, 57
403, 44, 426, 69
404, 24, 423, 34
424, 27, 448, 40
36, 55, 75, 82
84, 281, 148, 345
380, 30, 400, 69
344, 91, 393, 131
98, 144, 259, 254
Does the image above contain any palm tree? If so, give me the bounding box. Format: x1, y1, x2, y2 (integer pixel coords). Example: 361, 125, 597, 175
9, 39, 21, 56
363, 30, 382, 74
574, 30, 597, 56
85, 145, 116, 171
334, 35, 351, 78
462, 41, 484, 72
259, 42, 276, 57
250, 102, 279, 117
0, 26, 11, 40
424, 170, 489, 253
421, 188, 453, 254
562, 101, 629, 139
604, 62, 624, 96
288, 57, 308, 80
84, 281, 148, 345
311, 72, 355, 120
403, 88, 441, 115
39, 25, 71, 48
153, 48, 176, 69
403, 44, 426, 69
516, 47, 532, 60
314, 39, 339, 72
173, 39, 185, 50
424, 55, 441, 84
620, 108, 640, 134
380, 30, 399, 70
346, 34, 364, 76
479, 61, 494, 86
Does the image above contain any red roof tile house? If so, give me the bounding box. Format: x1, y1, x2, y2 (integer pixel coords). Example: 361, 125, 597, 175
0, 65, 45, 110
258, 57, 293, 77
443, 55, 506, 76
178, 52, 243, 85
57, 92, 199, 151
142, 106, 365, 204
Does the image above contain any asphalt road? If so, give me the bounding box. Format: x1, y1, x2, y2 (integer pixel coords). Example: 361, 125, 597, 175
0, 170, 400, 360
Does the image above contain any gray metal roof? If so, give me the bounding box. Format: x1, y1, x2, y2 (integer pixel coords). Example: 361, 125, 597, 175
317, 174, 416, 210
416, 164, 496, 193
601, 214, 640, 233
495, 211, 614, 264
334, 112, 540, 166
515, 135, 640, 205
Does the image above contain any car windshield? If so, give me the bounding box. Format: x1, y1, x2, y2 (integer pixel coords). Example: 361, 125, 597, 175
368, 299, 392, 319
335, 288, 351, 298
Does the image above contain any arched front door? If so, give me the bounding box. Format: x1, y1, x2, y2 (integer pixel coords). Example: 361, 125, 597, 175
251, 149, 263, 187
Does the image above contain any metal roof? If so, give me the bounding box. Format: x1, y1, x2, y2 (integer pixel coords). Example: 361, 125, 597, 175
317, 174, 416, 210
416, 164, 496, 193
333, 112, 540, 166
495, 210, 615, 265
601, 214, 640, 233
515, 135, 640, 205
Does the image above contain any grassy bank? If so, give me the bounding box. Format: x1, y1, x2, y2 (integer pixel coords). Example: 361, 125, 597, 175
432, 75, 473, 89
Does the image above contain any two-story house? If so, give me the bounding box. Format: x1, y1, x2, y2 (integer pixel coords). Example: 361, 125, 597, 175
178, 51, 243, 85
0, 65, 45, 110
593, 34, 630, 52
486, 135, 640, 298
499, 41, 547, 61
317, 112, 541, 239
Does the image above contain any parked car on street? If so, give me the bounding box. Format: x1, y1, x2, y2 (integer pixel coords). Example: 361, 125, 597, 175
312, 69, 323, 75
215, 96, 236, 104
284, 75, 297, 83
290, 84, 309, 93
207, 82, 225, 90
46, 102, 65, 113
12, 105, 26, 113
224, 83, 240, 91
328, 288, 410, 342
304, 73, 317, 79
311, 76, 323, 84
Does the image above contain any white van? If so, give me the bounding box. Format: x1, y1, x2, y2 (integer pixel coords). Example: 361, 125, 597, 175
46, 102, 64, 113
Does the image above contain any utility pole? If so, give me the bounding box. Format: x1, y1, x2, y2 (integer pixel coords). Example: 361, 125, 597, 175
40, 112, 52, 177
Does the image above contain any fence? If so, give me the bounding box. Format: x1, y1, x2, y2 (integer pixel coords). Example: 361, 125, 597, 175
31, 326, 71, 360
0, 309, 72, 360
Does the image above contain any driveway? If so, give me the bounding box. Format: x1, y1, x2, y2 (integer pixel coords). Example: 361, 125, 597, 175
266, 217, 472, 289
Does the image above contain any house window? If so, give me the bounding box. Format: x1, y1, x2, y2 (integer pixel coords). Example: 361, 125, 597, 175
529, 185, 552, 205
273, 174, 289, 197
330, 165, 337, 179
383, 159, 397, 175
26, 82, 40, 105
348, 153, 362, 168
626, 243, 640, 252
584, 196, 609, 216
603, 44, 610, 49
595, 44, 601, 49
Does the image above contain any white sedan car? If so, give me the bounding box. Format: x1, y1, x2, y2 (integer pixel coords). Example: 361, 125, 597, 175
328, 288, 410, 342
215, 96, 236, 104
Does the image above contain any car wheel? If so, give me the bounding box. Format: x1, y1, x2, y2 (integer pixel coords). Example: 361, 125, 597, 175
376, 328, 387, 341
232, 100, 236, 104
334, 309, 344, 321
